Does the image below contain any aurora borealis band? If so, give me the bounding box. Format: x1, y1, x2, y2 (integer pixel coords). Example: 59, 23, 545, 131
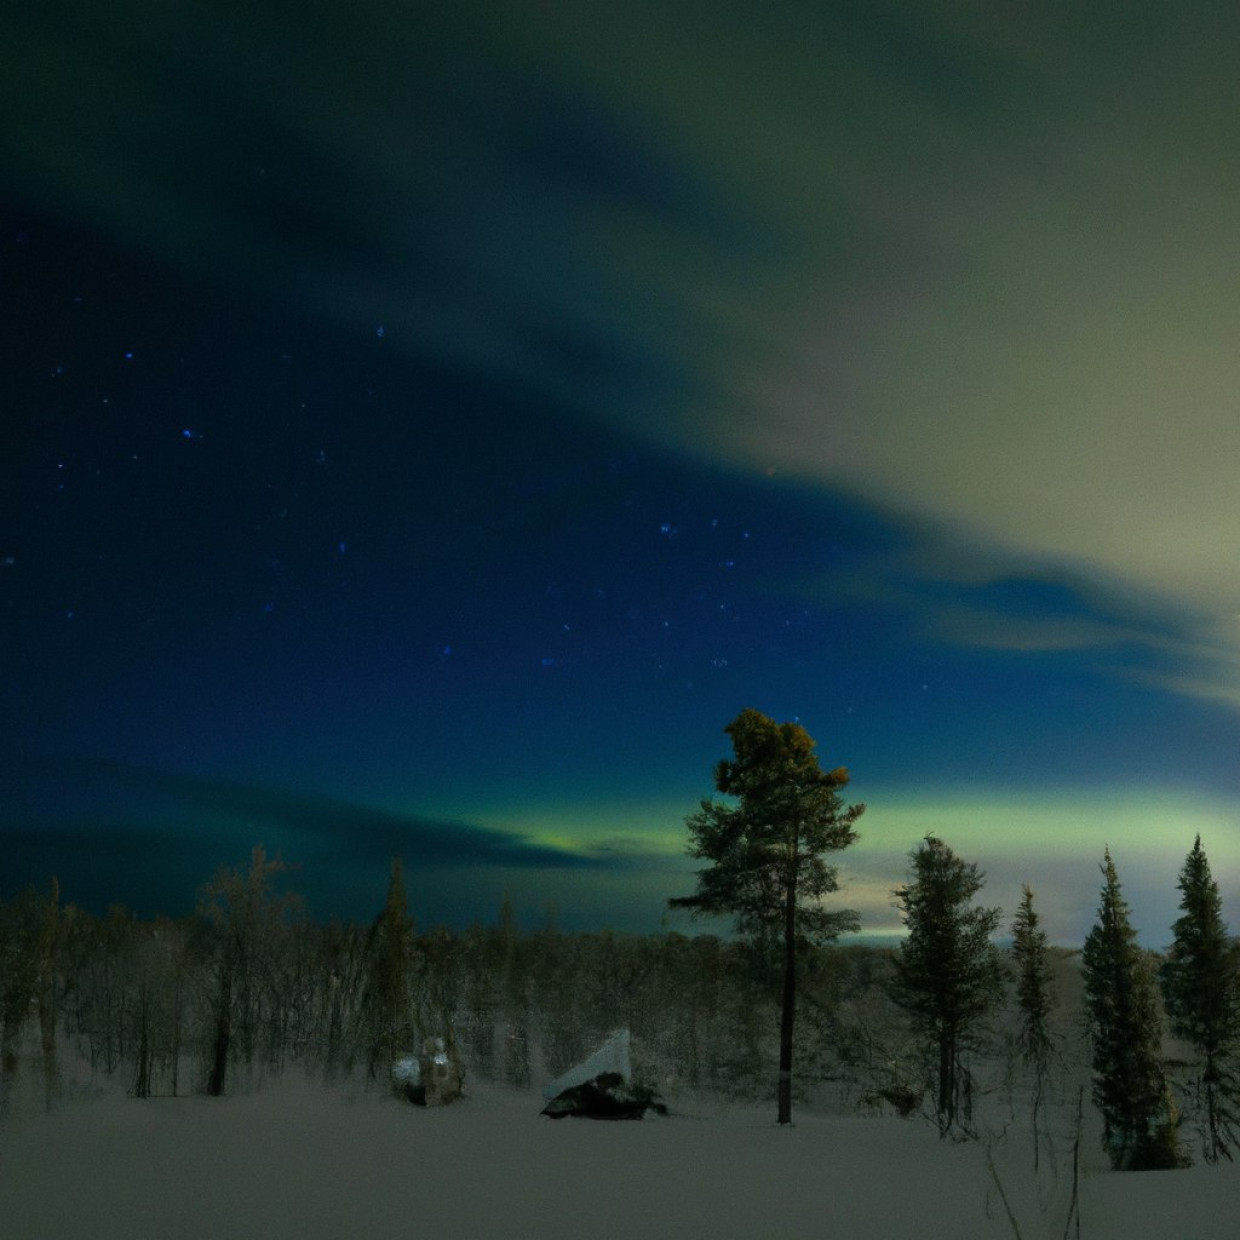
4, 1, 1240, 943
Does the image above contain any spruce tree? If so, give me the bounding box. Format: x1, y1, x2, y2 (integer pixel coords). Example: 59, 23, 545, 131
362, 857, 417, 1080
669, 708, 863, 1125
1082, 849, 1183, 1170
1160, 835, 1240, 1162
1011, 884, 1056, 1167
891, 835, 1004, 1137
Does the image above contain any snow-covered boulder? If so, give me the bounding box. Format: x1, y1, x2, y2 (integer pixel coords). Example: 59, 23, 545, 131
541, 1072, 667, 1121
541, 1028, 631, 1100
420, 1033, 464, 1106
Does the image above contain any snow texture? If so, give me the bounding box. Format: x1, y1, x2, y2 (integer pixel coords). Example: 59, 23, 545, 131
391, 1055, 420, 1084
3, 1076, 1240, 1239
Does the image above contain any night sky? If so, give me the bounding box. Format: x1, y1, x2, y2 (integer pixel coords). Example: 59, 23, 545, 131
5, 2, 1240, 943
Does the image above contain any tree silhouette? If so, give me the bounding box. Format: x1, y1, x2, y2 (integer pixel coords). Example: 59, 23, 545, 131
361, 857, 418, 1080
1083, 849, 1183, 1169
891, 835, 1004, 1137
1011, 884, 1057, 1167
1160, 835, 1240, 1163
668, 708, 863, 1125
197, 846, 298, 1096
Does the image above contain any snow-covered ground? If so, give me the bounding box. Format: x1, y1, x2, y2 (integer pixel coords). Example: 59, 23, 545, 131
3, 1075, 1238, 1240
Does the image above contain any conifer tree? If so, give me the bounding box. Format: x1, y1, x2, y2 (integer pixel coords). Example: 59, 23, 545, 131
1082, 849, 1183, 1170
361, 857, 417, 1079
1011, 884, 1056, 1167
1160, 835, 1240, 1163
891, 835, 1004, 1137
669, 708, 863, 1126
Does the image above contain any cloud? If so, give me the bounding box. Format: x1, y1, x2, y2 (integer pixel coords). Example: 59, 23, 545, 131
3, 0, 763, 450
4, 821, 221, 864
84, 761, 616, 871
847, 786, 1240, 947
0, 819, 249, 916
1120, 665, 1240, 714
10, 1, 1240, 717
926, 609, 1134, 654
704, 10, 1240, 708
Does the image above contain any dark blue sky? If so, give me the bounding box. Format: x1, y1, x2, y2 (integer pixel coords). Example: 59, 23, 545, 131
5, 1, 1240, 942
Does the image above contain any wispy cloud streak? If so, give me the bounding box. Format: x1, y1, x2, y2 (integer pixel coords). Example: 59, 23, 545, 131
84, 761, 617, 870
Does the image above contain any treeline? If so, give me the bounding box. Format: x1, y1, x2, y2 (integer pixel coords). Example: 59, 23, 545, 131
0, 847, 857, 1116
3, 835, 1240, 1178
883, 831, 1240, 1172
655, 710, 1240, 1170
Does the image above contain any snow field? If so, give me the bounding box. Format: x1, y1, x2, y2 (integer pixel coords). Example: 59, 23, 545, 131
5, 1077, 1238, 1239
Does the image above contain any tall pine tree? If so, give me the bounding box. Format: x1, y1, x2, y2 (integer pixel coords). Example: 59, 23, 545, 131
1160, 835, 1240, 1163
361, 857, 417, 1080
668, 708, 863, 1126
891, 835, 1004, 1137
1011, 884, 1056, 1168
1082, 849, 1183, 1170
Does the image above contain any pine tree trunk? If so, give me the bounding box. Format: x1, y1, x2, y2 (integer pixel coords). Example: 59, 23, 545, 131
133, 1007, 151, 1099
171, 969, 182, 1097
1031, 1070, 1043, 1172
777, 876, 797, 1126
207, 961, 233, 1097
938, 1025, 955, 1134
1204, 1051, 1221, 1163
37, 880, 59, 1112
0, 1017, 19, 1116
39, 975, 58, 1111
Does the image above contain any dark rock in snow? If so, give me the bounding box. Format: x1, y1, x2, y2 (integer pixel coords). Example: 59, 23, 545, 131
393, 1032, 465, 1106
420, 1032, 465, 1106
541, 1072, 668, 1120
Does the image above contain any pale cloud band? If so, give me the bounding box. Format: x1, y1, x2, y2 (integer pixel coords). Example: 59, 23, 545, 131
845, 789, 1240, 948
8, 2, 1239, 710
